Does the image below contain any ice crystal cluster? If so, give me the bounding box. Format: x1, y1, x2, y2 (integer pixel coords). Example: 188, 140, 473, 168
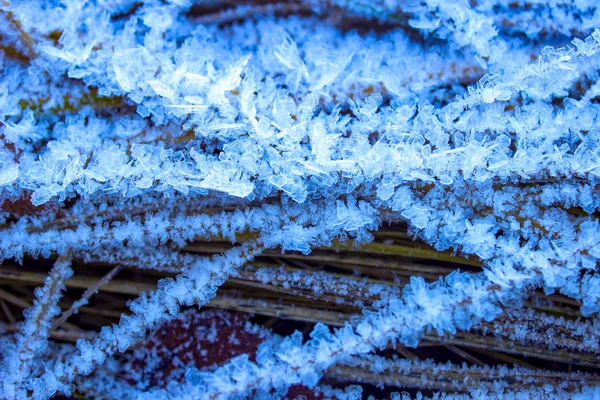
0, 0, 599, 399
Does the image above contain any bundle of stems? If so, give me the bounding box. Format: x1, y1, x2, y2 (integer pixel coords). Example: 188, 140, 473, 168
1, 1, 599, 399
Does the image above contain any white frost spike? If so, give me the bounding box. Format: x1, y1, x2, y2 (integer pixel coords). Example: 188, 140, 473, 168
208, 55, 251, 107
482, 87, 501, 103
41, 46, 78, 63
273, 31, 309, 90
112, 48, 154, 92
148, 80, 175, 101
184, 72, 210, 86
0, 164, 19, 186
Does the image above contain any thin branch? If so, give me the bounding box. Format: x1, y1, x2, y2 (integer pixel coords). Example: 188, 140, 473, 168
50, 265, 124, 332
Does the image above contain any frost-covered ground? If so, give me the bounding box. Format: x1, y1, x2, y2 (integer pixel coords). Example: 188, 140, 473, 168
0, 1, 600, 399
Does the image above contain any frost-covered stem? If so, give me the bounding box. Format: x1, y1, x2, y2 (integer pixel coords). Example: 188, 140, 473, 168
305, 0, 500, 58
236, 264, 402, 307
0, 254, 72, 400
28, 195, 242, 234
328, 354, 598, 392
0, 205, 267, 262
475, 308, 600, 354
473, 0, 600, 39
28, 241, 264, 399
444, 29, 600, 111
